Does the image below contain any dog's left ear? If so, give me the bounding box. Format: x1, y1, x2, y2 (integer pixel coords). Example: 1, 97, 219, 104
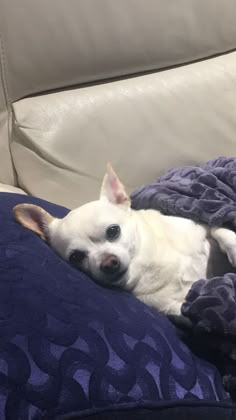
100, 163, 130, 207
13, 204, 55, 241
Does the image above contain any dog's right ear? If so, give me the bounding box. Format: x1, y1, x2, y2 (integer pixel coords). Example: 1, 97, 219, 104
13, 204, 55, 241
100, 163, 130, 207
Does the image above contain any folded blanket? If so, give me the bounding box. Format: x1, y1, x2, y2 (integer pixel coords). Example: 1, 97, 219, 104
131, 157, 236, 395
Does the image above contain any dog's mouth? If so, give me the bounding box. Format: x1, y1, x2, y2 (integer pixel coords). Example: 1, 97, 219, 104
75, 262, 127, 288
109, 267, 127, 282
96, 254, 128, 286
97, 266, 128, 287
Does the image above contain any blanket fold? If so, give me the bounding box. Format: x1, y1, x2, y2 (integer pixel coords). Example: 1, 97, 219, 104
131, 157, 236, 395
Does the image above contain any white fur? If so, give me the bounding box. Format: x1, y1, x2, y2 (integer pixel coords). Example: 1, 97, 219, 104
14, 165, 236, 316
47, 202, 234, 315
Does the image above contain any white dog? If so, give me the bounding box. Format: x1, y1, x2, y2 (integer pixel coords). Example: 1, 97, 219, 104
13, 164, 236, 316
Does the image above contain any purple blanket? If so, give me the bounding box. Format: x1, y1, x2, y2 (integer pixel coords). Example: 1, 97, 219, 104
131, 157, 236, 394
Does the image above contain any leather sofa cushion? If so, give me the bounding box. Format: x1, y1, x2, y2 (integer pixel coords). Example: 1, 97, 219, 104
1, 0, 236, 102
11, 53, 236, 208
0, 183, 26, 194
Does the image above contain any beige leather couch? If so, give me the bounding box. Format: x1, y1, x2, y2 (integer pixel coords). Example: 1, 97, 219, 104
1, 0, 236, 209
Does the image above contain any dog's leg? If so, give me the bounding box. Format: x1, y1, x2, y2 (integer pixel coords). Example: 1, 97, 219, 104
210, 227, 236, 267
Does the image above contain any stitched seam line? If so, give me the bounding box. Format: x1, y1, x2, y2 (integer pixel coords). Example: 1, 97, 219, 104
0, 34, 10, 109
0, 33, 18, 185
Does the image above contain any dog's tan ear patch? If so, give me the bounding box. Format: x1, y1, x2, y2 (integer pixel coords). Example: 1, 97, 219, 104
13, 204, 54, 241
100, 163, 130, 207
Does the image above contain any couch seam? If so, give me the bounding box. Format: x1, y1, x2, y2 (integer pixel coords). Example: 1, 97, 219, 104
0, 33, 18, 185
0, 34, 10, 109
8, 46, 236, 104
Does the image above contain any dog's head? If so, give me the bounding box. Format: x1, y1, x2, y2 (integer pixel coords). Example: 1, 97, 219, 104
13, 164, 137, 287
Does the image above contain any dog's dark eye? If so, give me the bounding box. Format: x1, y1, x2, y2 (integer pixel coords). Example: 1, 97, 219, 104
106, 225, 120, 241
69, 250, 86, 266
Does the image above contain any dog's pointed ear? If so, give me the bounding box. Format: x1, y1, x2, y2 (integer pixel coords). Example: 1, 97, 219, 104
100, 163, 130, 207
13, 204, 55, 241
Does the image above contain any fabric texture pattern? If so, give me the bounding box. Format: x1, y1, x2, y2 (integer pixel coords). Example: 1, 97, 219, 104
0, 191, 233, 419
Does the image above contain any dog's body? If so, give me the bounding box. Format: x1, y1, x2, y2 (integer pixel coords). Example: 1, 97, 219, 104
14, 165, 236, 315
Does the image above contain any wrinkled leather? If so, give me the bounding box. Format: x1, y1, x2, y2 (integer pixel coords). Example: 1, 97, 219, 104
12, 53, 236, 209
1, 0, 236, 196
0, 0, 236, 102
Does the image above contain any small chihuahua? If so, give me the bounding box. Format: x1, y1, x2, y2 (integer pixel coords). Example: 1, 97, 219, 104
14, 164, 236, 315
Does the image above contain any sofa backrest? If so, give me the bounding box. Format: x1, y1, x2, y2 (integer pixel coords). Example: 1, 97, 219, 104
1, 0, 236, 207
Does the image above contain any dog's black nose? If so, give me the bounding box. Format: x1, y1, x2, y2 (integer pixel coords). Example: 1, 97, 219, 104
100, 255, 120, 275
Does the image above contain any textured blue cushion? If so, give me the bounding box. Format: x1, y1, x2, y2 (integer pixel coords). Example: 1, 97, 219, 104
0, 193, 234, 419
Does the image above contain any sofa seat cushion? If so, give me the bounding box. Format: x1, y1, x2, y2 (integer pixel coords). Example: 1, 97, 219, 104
0, 183, 26, 194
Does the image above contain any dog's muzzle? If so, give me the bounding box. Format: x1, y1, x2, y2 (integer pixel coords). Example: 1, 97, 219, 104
100, 254, 120, 275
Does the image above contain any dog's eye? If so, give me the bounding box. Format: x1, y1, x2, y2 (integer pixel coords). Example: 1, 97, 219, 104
106, 225, 120, 241
69, 250, 86, 266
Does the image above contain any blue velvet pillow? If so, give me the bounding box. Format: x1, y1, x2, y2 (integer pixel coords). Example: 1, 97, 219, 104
0, 193, 234, 419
